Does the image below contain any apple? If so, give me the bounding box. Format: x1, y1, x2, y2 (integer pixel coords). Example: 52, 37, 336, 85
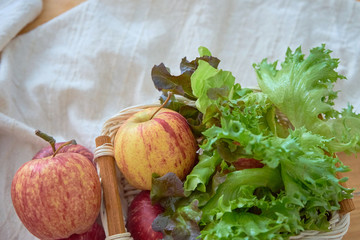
126, 191, 163, 240
33, 142, 94, 164
11, 131, 102, 240
59, 221, 106, 240
114, 106, 198, 190
31, 130, 94, 164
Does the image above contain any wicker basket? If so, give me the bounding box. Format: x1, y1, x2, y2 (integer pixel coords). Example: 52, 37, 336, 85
94, 103, 351, 240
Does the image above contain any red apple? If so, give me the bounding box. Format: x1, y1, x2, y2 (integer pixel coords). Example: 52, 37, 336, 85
11, 131, 101, 240
114, 107, 198, 190
127, 191, 163, 240
59, 221, 106, 240
33, 142, 94, 164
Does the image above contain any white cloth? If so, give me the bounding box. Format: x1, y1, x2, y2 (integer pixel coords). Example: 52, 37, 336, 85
1, 0, 360, 239
0, 0, 42, 51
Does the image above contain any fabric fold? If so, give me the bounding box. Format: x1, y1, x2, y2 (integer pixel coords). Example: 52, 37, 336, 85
0, 0, 42, 51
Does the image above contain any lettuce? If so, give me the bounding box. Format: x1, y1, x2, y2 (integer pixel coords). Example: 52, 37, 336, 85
191, 60, 235, 113
150, 46, 355, 240
200, 167, 284, 223
195, 113, 352, 238
151, 47, 220, 101
200, 212, 289, 240
151, 47, 221, 137
152, 199, 202, 240
254, 44, 360, 153
184, 150, 222, 194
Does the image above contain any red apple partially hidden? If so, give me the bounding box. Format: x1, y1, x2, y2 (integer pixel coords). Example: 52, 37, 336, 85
127, 191, 163, 240
114, 106, 198, 190
11, 131, 101, 240
59, 221, 106, 240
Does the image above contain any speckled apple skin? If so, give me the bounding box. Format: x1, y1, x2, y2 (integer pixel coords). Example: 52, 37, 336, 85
114, 108, 198, 190
11, 153, 101, 240
33, 142, 94, 164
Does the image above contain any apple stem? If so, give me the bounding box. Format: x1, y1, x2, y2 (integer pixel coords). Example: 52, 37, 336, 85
52, 139, 77, 157
150, 92, 173, 120
35, 130, 56, 154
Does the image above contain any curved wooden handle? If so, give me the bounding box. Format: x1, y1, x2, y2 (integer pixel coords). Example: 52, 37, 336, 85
95, 135, 126, 235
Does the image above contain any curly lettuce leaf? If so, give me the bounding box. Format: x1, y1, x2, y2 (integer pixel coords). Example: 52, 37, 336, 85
197, 112, 353, 234
200, 212, 288, 240
191, 60, 235, 113
184, 150, 222, 194
223, 91, 276, 136
200, 167, 283, 223
183, 89, 281, 195
254, 44, 360, 153
201, 116, 286, 169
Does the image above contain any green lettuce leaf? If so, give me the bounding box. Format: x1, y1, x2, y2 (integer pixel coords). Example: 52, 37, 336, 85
197, 112, 353, 235
151, 46, 220, 101
191, 60, 235, 113
200, 167, 283, 223
184, 150, 222, 194
200, 212, 288, 240
254, 44, 360, 153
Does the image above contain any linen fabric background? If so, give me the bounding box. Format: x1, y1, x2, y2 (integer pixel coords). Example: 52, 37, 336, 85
1, 0, 360, 239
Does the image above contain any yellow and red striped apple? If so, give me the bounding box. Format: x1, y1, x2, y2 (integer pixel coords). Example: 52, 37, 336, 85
11, 132, 101, 240
32, 141, 94, 164
114, 107, 198, 190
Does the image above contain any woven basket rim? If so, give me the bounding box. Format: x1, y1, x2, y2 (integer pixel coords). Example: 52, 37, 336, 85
98, 102, 351, 240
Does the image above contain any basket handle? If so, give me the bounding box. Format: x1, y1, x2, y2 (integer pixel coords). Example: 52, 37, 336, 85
95, 136, 126, 235
336, 168, 355, 214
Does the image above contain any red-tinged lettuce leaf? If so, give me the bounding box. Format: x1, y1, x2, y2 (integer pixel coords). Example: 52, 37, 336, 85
152, 63, 196, 100
152, 200, 202, 240
151, 173, 185, 204
180, 55, 220, 74
150, 173, 203, 240
159, 94, 205, 137
179, 105, 206, 136
151, 46, 220, 101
